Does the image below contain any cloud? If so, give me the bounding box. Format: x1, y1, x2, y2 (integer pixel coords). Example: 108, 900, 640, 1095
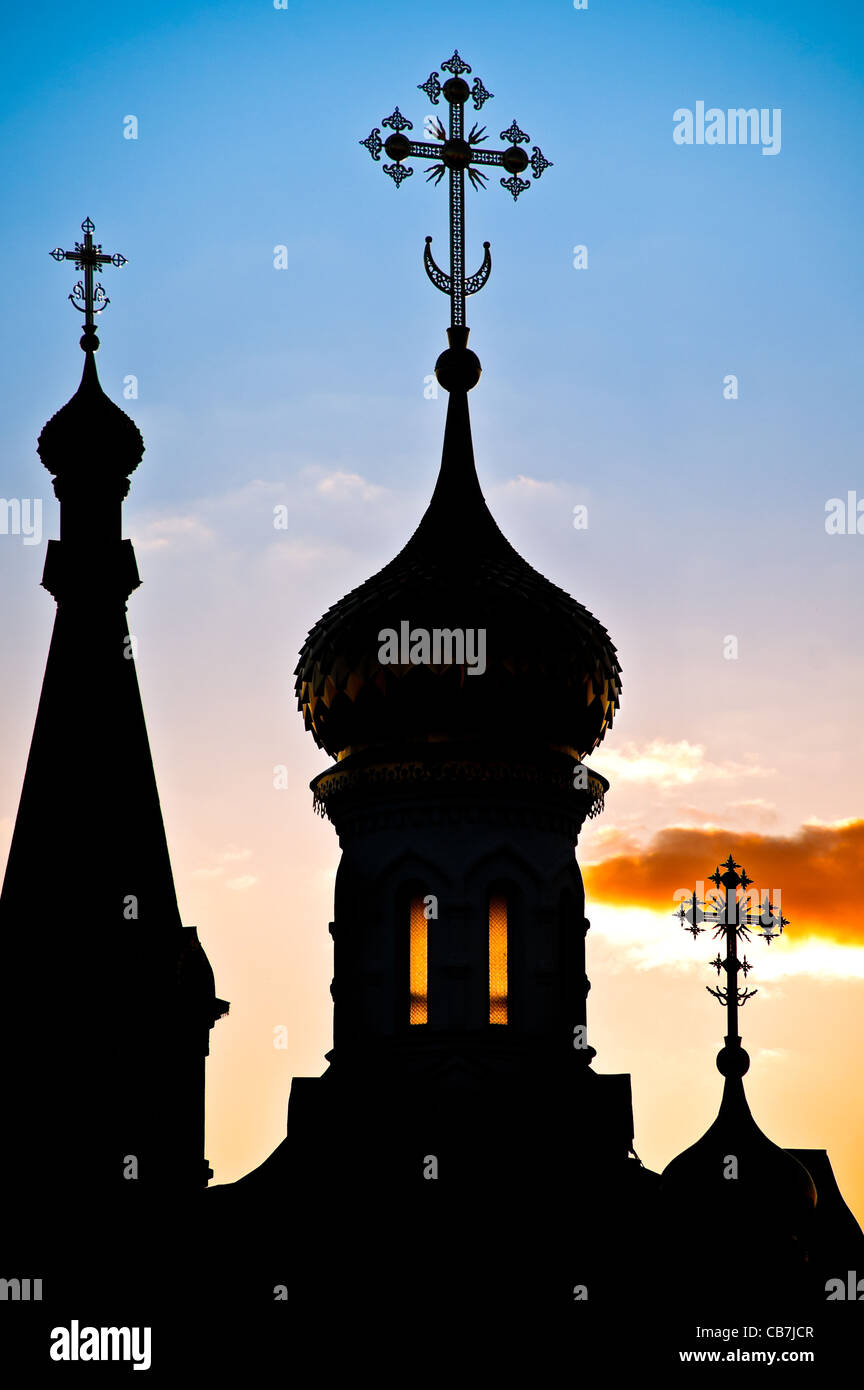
583, 825, 644, 858
724, 799, 779, 826
588, 902, 864, 981
584, 820, 864, 946
130, 514, 215, 552
125, 474, 404, 575
495, 475, 560, 495
191, 845, 254, 880
598, 739, 772, 788
312, 469, 385, 502
226, 875, 258, 891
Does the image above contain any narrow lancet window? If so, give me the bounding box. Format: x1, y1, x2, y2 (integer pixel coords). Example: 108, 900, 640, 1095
409, 895, 428, 1024
489, 893, 508, 1024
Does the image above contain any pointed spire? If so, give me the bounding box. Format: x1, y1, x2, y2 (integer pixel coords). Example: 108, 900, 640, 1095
0, 218, 225, 1208
412, 325, 501, 552
662, 858, 816, 1294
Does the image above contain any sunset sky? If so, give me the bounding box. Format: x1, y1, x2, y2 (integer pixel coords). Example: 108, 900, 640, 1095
2, 0, 864, 1224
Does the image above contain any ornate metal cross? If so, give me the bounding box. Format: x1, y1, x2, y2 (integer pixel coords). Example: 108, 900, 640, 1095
360, 50, 552, 329
50, 217, 127, 349
675, 854, 788, 1060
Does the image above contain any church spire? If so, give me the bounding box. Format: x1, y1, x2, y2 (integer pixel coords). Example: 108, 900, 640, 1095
212, 52, 649, 1339
292, 54, 618, 1080
298, 60, 617, 764
0, 218, 226, 1216
662, 856, 817, 1295
357, 54, 558, 554
417, 327, 488, 540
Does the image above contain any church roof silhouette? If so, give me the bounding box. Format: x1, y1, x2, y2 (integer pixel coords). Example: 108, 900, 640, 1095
0, 221, 227, 1234
296, 336, 621, 763
37, 349, 144, 482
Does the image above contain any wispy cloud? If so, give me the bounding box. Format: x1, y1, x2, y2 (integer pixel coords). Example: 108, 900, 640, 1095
311, 469, 386, 502
191, 845, 255, 882
495, 474, 561, 495
130, 515, 215, 552
599, 739, 772, 788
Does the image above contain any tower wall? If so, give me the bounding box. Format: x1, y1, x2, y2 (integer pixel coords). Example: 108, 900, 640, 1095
323, 750, 598, 1074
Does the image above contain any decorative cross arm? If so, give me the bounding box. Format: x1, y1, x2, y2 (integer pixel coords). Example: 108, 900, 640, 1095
360, 51, 552, 329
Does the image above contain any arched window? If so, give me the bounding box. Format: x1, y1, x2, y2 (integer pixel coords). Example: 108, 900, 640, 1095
488, 891, 508, 1025
409, 894, 428, 1025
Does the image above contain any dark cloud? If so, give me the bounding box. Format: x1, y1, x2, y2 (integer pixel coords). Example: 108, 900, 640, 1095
584, 822, 864, 944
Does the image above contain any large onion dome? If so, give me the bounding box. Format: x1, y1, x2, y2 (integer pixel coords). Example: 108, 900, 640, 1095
296, 337, 620, 762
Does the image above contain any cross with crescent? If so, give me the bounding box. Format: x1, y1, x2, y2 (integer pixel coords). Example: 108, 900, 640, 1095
360, 50, 552, 329
50, 217, 127, 349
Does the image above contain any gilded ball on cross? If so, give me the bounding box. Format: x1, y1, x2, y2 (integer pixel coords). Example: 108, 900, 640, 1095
441, 138, 471, 171
442, 76, 470, 105
501, 144, 529, 175
383, 131, 411, 162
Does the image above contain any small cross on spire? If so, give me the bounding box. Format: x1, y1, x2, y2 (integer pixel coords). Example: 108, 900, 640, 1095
50, 217, 128, 351
674, 854, 788, 1075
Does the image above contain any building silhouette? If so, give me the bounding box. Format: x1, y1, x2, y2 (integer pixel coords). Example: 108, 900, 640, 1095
2, 67, 864, 1366
202, 53, 864, 1363
201, 320, 864, 1363
207, 320, 659, 1326
0, 250, 227, 1334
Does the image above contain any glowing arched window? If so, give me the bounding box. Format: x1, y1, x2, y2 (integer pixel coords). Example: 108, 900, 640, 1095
489, 892, 508, 1025
409, 895, 428, 1025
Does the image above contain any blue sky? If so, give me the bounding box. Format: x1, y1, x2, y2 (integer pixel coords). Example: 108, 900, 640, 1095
3, 0, 864, 1203
4, 0, 861, 792
4, 0, 863, 506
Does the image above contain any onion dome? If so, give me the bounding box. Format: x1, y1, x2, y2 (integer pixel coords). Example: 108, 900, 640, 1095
296, 335, 621, 761
662, 1054, 817, 1214
37, 350, 144, 483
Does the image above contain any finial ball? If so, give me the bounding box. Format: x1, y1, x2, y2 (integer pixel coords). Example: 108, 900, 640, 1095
502, 145, 530, 175
442, 137, 472, 171
442, 76, 470, 105
435, 345, 482, 392
383, 131, 411, 162
717, 1044, 750, 1078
